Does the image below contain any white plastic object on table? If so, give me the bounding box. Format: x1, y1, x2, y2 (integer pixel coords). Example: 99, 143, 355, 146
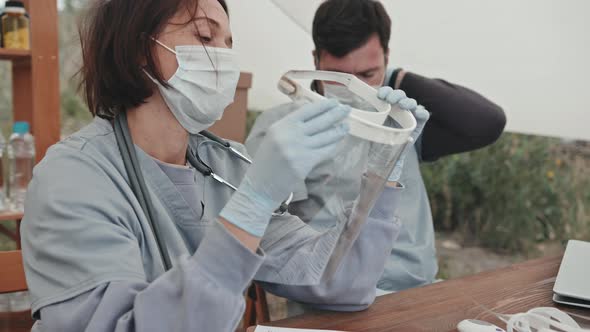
278, 70, 417, 146
255, 327, 343, 332
499, 307, 589, 332
458, 319, 506, 332
460, 306, 590, 332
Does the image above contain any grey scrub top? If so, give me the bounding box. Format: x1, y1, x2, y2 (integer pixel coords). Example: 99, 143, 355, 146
21, 117, 403, 331
246, 68, 438, 292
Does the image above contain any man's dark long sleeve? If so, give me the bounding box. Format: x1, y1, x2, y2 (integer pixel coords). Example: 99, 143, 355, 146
391, 71, 506, 161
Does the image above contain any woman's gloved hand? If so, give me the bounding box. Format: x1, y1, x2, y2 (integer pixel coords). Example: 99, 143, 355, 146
221, 99, 351, 237
377, 87, 430, 182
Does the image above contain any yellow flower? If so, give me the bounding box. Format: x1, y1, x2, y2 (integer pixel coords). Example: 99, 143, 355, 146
547, 170, 555, 180
555, 159, 562, 167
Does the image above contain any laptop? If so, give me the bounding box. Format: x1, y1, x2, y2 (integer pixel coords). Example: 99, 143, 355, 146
553, 240, 590, 309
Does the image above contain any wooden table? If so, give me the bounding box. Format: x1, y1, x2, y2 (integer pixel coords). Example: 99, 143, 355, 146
260, 256, 587, 332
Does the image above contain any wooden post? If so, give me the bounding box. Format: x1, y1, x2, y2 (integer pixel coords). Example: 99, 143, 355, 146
11, 60, 33, 130
14, 0, 61, 162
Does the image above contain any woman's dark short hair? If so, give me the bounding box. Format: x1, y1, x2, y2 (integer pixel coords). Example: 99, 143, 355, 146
79, 0, 228, 119
312, 0, 391, 58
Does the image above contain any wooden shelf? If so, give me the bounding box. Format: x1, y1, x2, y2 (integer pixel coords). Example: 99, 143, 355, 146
0, 211, 24, 222
0, 48, 31, 62
0, 310, 33, 332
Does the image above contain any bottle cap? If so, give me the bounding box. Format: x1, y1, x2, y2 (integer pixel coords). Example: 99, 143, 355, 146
13, 122, 30, 134
5, 1, 25, 9
4, 1, 26, 14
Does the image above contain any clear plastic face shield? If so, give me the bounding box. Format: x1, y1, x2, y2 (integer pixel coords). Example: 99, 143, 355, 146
277, 70, 416, 238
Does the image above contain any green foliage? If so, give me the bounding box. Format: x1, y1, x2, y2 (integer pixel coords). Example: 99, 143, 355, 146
0, 63, 12, 136
58, 5, 93, 135
0, 222, 17, 251
61, 89, 86, 118
246, 110, 261, 134
61, 88, 91, 135
422, 133, 590, 253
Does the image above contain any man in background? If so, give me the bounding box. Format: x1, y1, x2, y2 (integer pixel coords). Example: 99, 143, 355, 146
247, 0, 506, 294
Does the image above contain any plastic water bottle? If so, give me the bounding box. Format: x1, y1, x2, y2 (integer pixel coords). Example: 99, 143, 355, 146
8, 121, 35, 212
8, 291, 31, 312
0, 129, 7, 211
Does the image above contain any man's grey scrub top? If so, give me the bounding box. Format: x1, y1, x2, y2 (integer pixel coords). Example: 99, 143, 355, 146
246, 68, 438, 292
21, 117, 404, 332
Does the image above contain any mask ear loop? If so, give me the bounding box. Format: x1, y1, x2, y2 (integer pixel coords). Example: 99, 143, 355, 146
150, 36, 177, 55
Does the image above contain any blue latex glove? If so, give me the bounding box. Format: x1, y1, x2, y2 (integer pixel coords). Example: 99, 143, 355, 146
377, 87, 430, 182
221, 99, 351, 237
378, 87, 418, 111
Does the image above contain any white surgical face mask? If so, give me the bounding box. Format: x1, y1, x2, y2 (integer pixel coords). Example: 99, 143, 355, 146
148, 39, 240, 134
324, 83, 379, 112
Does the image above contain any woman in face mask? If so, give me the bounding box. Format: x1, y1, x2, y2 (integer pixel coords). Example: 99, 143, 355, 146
20, 0, 410, 331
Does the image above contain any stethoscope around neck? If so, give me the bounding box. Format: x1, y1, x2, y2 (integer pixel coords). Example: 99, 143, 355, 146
114, 112, 293, 271
187, 131, 249, 192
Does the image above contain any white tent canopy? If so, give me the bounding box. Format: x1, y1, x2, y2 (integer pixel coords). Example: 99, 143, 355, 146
226, 0, 590, 141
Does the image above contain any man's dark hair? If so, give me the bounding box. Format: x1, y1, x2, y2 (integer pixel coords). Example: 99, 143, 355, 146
313, 0, 391, 58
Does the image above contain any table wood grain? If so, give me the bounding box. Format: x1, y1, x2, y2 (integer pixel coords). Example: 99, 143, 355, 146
258, 255, 587, 332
